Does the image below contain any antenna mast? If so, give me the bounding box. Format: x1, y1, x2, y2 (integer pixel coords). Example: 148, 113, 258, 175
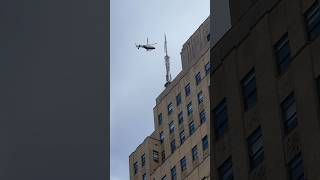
164, 34, 172, 87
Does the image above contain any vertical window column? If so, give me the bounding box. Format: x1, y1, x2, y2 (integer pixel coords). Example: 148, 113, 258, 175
170, 139, 176, 153
134, 161, 138, 175
218, 157, 234, 180
213, 98, 228, 139
180, 156, 187, 172
247, 127, 264, 170
141, 154, 146, 167
202, 135, 209, 151
281, 93, 297, 134
153, 150, 159, 163
198, 91, 204, 104
195, 72, 202, 85
241, 69, 257, 111
169, 121, 175, 134
185, 83, 191, 96
178, 111, 184, 124
288, 153, 304, 180
200, 110, 206, 124
160, 131, 165, 144
158, 113, 163, 126
192, 145, 198, 160
179, 130, 186, 144
188, 121, 195, 136
305, 1, 320, 40
187, 102, 193, 115
274, 33, 291, 74
167, 102, 174, 115
171, 166, 177, 180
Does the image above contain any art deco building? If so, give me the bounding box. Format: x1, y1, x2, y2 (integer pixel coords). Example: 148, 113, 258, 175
129, 17, 211, 180
210, 0, 320, 179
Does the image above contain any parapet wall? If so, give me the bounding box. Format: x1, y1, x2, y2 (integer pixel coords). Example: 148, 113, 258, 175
180, 17, 210, 70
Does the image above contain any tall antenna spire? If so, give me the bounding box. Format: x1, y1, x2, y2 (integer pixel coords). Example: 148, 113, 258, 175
164, 34, 172, 87
164, 35, 168, 56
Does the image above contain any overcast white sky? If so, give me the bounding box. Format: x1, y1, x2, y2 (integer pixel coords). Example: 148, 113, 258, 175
110, 0, 209, 179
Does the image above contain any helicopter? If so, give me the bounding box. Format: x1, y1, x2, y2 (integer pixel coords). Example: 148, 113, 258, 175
135, 38, 157, 51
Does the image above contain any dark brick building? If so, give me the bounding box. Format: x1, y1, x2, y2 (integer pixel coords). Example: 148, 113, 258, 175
210, 0, 320, 179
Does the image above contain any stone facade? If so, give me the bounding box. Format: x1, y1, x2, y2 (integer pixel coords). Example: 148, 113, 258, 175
130, 17, 211, 180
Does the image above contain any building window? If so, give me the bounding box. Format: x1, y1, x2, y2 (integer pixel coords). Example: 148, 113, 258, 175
143, 173, 147, 180
141, 154, 146, 167
185, 83, 191, 96
288, 153, 304, 180
305, 1, 320, 40
176, 93, 182, 106
207, 34, 211, 42
192, 145, 198, 160
153, 150, 159, 163
178, 111, 184, 124
168, 102, 174, 115
169, 121, 175, 134
247, 127, 264, 170
161, 175, 167, 180
213, 98, 228, 139
160, 131, 165, 144
189, 121, 195, 136
158, 113, 163, 125
218, 157, 233, 180
179, 130, 186, 144
180, 156, 187, 172
170, 139, 176, 153
241, 69, 257, 111
274, 33, 292, 74
134, 161, 138, 175
202, 135, 209, 151
161, 150, 165, 162
205, 62, 211, 75
281, 93, 297, 134
197, 91, 204, 104
187, 102, 193, 115
171, 166, 177, 180
195, 72, 202, 85
200, 110, 206, 124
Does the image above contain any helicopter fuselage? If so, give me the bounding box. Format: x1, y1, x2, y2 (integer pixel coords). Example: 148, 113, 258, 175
143, 45, 155, 50
137, 44, 155, 51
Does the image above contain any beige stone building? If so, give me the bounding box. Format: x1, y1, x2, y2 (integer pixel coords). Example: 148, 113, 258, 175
210, 0, 320, 179
129, 17, 211, 180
